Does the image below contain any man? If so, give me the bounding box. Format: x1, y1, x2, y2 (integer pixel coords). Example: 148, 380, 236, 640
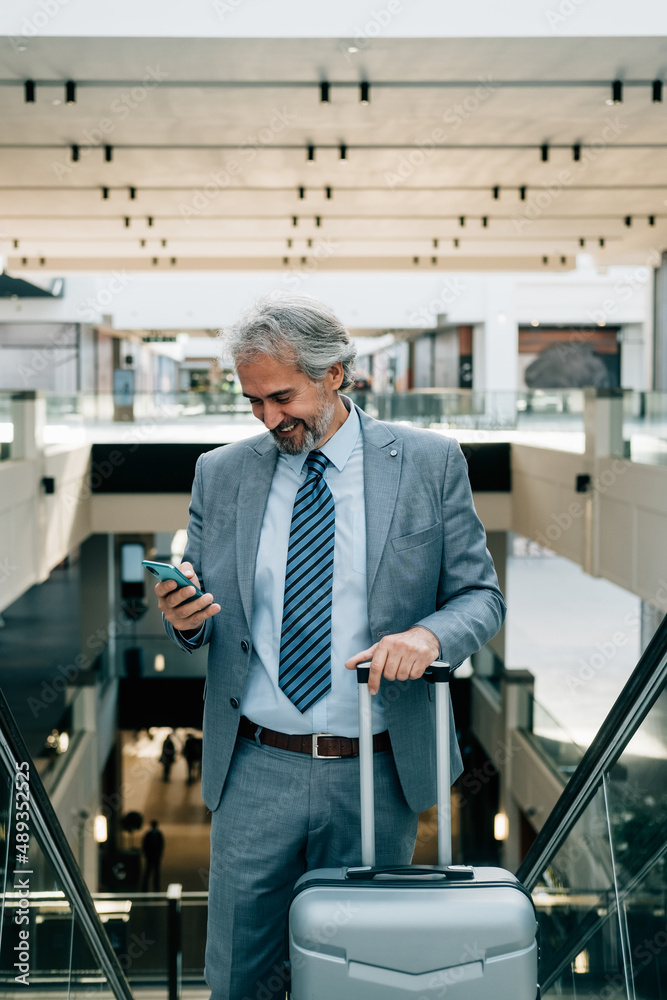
141, 819, 165, 892
157, 292, 505, 1000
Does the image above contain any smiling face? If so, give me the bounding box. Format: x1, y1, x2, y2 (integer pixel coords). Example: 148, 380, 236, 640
237, 352, 348, 455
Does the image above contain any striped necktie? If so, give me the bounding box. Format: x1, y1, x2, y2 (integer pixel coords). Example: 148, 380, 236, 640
279, 450, 335, 713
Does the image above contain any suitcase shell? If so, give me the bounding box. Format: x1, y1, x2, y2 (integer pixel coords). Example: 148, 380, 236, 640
288, 664, 539, 999
290, 866, 538, 999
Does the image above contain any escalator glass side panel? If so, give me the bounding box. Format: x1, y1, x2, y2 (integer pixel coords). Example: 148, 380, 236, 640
531, 783, 629, 996
606, 683, 667, 998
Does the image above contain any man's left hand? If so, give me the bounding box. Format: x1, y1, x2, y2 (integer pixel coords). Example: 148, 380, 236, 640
345, 627, 441, 696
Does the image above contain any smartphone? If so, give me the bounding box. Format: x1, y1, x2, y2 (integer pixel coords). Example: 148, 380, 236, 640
142, 560, 204, 604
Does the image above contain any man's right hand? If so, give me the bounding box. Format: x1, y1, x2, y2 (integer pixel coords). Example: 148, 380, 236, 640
156, 561, 221, 638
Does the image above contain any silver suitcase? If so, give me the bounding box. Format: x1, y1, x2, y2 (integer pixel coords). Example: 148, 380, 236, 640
288, 663, 539, 999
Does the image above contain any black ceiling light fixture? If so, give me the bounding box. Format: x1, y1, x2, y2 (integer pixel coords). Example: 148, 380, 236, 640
320, 81, 330, 103
624, 215, 632, 227
339, 143, 347, 162
649, 215, 656, 226
453, 238, 459, 248
599, 237, 605, 247
65, 80, 76, 104
325, 186, 332, 199
292, 216, 298, 226
360, 81, 370, 105
608, 79, 623, 105
298, 186, 305, 199
652, 79, 663, 102
71, 144, 80, 161
519, 186, 526, 200
572, 144, 581, 161
492, 185, 500, 199
102, 187, 109, 199
147, 216, 153, 227
25, 80, 35, 103
129, 187, 136, 199
307, 144, 315, 163
433, 238, 439, 248
542, 256, 548, 264
459, 216, 465, 227
124, 216, 130, 227
541, 143, 549, 161
315, 216, 321, 227
579, 238, 585, 247
104, 145, 113, 162
482, 216, 488, 227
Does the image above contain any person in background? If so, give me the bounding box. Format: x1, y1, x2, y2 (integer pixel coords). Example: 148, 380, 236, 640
159, 731, 176, 783
141, 819, 165, 892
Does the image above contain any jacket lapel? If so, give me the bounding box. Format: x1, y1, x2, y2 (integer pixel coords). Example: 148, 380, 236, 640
236, 434, 278, 630
358, 407, 402, 597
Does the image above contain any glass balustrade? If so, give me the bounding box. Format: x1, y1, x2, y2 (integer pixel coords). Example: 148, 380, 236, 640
521, 615, 667, 998
522, 695, 585, 782
90, 891, 207, 986
624, 390, 667, 468
0, 387, 660, 463
0, 690, 133, 1000
0, 393, 12, 460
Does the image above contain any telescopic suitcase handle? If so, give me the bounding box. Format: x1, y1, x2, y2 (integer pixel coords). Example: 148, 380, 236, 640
356, 661, 454, 868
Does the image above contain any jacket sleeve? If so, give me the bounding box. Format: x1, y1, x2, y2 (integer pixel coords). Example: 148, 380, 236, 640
416, 439, 506, 665
163, 452, 214, 653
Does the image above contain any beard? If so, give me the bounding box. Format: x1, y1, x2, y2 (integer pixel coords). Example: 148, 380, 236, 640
270, 389, 336, 456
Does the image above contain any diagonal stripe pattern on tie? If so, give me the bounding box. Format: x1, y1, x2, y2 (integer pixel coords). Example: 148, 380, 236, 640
279, 450, 335, 713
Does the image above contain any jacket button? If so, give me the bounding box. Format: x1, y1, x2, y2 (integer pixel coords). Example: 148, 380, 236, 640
230, 697, 239, 709
241, 640, 249, 653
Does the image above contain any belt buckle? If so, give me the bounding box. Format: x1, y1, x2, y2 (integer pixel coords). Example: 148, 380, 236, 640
312, 733, 340, 759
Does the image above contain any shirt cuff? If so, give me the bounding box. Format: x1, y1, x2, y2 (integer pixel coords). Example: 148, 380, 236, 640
182, 625, 205, 646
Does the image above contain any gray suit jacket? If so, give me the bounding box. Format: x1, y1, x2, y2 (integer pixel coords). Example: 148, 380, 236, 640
164, 404, 506, 814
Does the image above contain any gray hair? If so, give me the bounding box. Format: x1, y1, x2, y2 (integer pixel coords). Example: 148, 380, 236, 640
221, 291, 357, 391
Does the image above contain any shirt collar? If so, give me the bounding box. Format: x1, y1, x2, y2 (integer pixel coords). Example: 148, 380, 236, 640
282, 396, 360, 476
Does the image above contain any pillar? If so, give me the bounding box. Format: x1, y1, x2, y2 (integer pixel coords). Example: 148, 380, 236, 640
653, 250, 667, 389
10, 390, 45, 459
473, 276, 518, 425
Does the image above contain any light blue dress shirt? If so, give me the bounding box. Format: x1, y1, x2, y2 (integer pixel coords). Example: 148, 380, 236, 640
241, 401, 386, 737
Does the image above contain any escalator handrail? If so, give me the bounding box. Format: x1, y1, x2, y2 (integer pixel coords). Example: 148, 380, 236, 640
0, 686, 134, 1000
517, 613, 667, 889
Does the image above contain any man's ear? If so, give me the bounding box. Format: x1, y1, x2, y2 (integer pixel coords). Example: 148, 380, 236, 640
328, 362, 345, 391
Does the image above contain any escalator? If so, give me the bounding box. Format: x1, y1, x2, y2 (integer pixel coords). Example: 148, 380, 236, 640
1, 615, 666, 998
517, 613, 667, 998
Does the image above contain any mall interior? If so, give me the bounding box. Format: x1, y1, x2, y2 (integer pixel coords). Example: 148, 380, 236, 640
1, 3, 667, 998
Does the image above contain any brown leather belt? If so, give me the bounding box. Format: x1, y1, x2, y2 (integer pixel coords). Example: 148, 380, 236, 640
238, 716, 391, 758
